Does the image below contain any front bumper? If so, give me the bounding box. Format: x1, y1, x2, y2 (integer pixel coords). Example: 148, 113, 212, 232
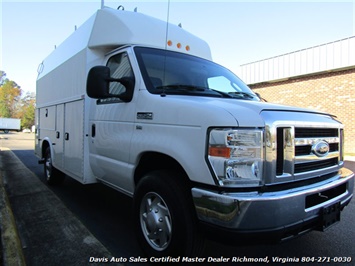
192, 168, 354, 237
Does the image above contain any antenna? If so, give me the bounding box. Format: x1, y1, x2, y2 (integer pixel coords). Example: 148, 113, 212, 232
161, 0, 171, 97
164, 0, 171, 50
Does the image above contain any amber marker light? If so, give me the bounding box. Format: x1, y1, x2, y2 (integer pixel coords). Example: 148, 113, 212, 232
209, 146, 231, 158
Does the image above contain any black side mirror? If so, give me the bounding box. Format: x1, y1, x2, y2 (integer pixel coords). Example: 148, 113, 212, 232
117, 77, 135, 102
86, 66, 135, 102
87, 66, 112, 99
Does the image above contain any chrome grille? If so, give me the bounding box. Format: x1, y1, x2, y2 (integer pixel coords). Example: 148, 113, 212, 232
293, 127, 340, 174
276, 127, 340, 179
261, 111, 343, 185
295, 128, 338, 138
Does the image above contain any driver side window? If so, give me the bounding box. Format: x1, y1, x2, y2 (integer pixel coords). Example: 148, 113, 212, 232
107, 52, 134, 95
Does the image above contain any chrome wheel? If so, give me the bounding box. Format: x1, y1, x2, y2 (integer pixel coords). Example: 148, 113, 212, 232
139, 192, 172, 251
134, 171, 205, 256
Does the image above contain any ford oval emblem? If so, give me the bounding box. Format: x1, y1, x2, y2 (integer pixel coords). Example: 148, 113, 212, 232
312, 140, 330, 157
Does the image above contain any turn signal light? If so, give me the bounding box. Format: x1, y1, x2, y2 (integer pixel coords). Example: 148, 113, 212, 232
209, 146, 231, 158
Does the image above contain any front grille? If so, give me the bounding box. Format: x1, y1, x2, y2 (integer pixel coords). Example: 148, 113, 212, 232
275, 127, 341, 180
295, 143, 338, 156
295, 128, 338, 138
262, 111, 343, 185
294, 158, 338, 173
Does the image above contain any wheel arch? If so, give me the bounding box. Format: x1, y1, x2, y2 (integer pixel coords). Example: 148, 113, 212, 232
41, 138, 52, 158
134, 152, 191, 188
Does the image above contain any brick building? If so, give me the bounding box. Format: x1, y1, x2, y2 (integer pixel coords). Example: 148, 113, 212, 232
239, 36, 355, 154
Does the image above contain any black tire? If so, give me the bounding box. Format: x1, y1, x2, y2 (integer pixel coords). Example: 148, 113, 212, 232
133, 170, 205, 257
44, 147, 65, 185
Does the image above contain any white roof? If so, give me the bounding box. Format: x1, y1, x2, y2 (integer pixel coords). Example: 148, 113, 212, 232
89, 7, 211, 59
38, 7, 211, 79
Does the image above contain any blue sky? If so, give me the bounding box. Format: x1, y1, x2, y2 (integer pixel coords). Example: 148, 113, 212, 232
1, 0, 354, 93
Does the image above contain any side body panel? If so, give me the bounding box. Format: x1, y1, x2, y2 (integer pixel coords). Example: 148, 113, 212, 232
63, 100, 84, 179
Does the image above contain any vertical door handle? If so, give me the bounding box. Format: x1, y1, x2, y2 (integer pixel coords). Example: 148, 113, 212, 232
92, 124, 96, 137
65, 132, 69, 140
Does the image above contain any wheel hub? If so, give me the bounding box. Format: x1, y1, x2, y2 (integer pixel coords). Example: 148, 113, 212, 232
140, 192, 172, 251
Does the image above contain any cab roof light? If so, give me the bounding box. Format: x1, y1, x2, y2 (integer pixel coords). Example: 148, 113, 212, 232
167, 40, 190, 51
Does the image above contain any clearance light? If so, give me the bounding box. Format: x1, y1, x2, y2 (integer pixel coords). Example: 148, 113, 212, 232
166, 40, 190, 52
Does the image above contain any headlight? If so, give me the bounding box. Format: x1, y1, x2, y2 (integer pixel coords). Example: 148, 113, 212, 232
208, 128, 264, 187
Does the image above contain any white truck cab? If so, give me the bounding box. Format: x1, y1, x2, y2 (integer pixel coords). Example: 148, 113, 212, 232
36, 7, 354, 256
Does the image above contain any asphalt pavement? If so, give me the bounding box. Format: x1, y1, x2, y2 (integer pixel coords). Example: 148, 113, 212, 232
1, 136, 354, 265
0, 147, 119, 266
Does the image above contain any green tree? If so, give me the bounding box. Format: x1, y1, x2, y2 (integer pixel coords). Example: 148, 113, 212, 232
18, 92, 36, 129
0, 71, 36, 129
0, 71, 22, 118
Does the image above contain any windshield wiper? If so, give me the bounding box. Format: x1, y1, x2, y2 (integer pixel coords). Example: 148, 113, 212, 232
156, 85, 255, 99
211, 89, 256, 99
227, 91, 256, 99
157, 85, 210, 97
157, 85, 207, 92
210, 89, 234, 98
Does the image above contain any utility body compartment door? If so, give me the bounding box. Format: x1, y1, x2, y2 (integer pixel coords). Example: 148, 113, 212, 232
64, 100, 84, 179
54, 104, 65, 169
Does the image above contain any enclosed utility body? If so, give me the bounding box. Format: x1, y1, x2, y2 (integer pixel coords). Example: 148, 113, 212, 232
35, 7, 210, 185
36, 7, 354, 256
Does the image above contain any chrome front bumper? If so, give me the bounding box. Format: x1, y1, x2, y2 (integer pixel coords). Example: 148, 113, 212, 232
192, 168, 354, 231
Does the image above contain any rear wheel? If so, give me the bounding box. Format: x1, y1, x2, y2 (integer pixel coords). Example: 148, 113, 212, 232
44, 147, 65, 185
133, 170, 204, 257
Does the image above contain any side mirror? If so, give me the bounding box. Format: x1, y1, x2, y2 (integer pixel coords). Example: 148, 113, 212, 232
86, 66, 135, 102
87, 66, 111, 99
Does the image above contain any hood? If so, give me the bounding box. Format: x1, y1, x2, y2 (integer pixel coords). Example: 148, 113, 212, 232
210, 99, 332, 126
140, 93, 333, 128
159, 96, 331, 127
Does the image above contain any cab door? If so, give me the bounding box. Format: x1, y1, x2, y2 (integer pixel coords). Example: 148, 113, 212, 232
89, 50, 136, 193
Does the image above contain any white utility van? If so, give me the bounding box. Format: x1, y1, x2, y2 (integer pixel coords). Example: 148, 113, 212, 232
35, 7, 354, 256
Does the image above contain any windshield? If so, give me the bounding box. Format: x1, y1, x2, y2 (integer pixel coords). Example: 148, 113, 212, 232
134, 47, 260, 101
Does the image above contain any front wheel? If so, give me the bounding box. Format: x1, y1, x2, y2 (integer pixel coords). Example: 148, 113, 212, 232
133, 170, 204, 257
44, 147, 65, 185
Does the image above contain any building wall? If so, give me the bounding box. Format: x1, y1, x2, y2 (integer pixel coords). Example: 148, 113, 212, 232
240, 37, 355, 85
249, 67, 355, 154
